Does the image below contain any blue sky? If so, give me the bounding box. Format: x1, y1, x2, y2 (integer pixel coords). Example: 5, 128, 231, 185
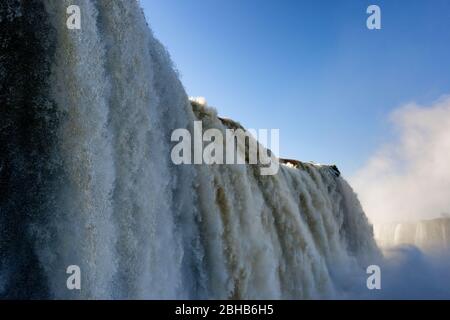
142, 0, 450, 176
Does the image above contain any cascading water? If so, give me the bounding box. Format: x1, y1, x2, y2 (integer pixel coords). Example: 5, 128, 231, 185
0, 0, 381, 299
374, 218, 450, 252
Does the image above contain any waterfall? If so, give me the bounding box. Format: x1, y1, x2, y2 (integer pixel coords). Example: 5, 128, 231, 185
374, 218, 450, 252
0, 0, 380, 299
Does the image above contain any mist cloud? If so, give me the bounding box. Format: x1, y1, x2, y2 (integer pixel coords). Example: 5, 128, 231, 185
352, 96, 450, 224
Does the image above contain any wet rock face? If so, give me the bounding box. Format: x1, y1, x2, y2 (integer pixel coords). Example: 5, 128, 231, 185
0, 0, 57, 299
